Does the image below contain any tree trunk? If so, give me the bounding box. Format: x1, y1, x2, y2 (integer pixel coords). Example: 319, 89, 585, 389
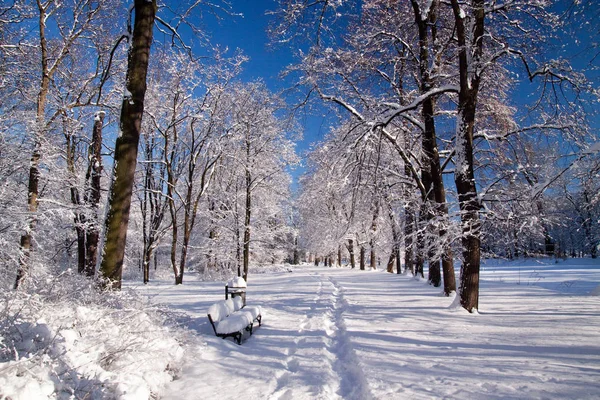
385, 194, 402, 275
100, 0, 156, 289
84, 111, 104, 277
451, 0, 484, 312
293, 235, 300, 264
415, 211, 425, 278
347, 239, 356, 268
404, 206, 414, 276
143, 245, 152, 284
64, 118, 86, 274
15, 3, 52, 289
386, 251, 395, 273
337, 246, 342, 267
176, 189, 193, 286
360, 246, 365, 270
404, 162, 415, 276
243, 166, 251, 282
370, 244, 377, 270
412, 0, 453, 292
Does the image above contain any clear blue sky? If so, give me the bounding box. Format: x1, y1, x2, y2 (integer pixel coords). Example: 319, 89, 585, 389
197, 1, 599, 187
202, 1, 331, 155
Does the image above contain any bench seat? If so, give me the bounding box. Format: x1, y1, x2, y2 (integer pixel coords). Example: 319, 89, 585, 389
208, 298, 262, 344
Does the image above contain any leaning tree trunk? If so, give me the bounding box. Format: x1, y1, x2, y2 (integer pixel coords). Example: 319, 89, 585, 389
100, 0, 156, 289
84, 111, 104, 277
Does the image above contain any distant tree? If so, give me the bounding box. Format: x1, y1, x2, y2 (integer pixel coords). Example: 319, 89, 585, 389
228, 82, 298, 281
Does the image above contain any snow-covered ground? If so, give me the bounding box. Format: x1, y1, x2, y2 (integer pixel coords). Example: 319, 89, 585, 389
1, 258, 599, 399
131, 258, 600, 400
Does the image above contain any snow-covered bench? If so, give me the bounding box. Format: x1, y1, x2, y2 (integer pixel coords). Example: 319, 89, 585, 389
207, 297, 262, 345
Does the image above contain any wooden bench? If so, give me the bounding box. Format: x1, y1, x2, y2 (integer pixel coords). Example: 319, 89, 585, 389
207, 297, 262, 345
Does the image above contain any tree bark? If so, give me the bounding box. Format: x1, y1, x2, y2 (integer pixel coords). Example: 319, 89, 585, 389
451, 0, 484, 312
64, 116, 87, 274
15, 2, 52, 289
100, 0, 156, 289
360, 246, 365, 270
84, 111, 104, 277
347, 239, 356, 268
370, 244, 377, 270
412, 0, 454, 292
386, 251, 395, 273
404, 201, 414, 276
243, 163, 251, 282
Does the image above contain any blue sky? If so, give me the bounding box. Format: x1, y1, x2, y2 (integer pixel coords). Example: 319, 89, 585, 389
196, 1, 598, 189
203, 1, 330, 154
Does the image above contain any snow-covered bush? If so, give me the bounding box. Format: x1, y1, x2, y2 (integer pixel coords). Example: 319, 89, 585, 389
0, 269, 185, 399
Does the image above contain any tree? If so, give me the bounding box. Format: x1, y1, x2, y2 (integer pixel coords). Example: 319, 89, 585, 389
227, 82, 298, 281
274, 0, 597, 312
15, 0, 117, 288
100, 0, 156, 289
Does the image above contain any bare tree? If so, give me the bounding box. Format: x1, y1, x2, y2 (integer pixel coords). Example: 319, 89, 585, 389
14, 0, 118, 288
100, 0, 156, 289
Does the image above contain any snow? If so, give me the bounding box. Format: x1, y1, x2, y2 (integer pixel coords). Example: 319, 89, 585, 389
584, 141, 600, 154
227, 276, 247, 288
135, 258, 600, 400
232, 296, 244, 311
215, 311, 253, 334
0, 273, 185, 400
243, 305, 262, 320
94, 110, 106, 122
207, 300, 235, 322
2, 258, 600, 399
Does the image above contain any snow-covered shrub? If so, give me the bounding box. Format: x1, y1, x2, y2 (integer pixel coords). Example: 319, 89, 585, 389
0, 268, 185, 399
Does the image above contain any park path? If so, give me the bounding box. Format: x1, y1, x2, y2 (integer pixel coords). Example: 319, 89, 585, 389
133, 265, 600, 400
140, 267, 377, 400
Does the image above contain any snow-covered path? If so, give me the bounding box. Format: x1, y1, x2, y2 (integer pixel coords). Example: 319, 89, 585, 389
133, 265, 600, 400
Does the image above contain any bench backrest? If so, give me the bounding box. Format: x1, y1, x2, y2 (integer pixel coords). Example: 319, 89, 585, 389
207, 299, 236, 323
232, 296, 243, 311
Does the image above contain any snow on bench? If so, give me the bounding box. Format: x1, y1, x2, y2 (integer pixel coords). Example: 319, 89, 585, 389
207, 297, 262, 345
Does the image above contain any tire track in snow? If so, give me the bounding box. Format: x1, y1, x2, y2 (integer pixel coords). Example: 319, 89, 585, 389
327, 276, 374, 400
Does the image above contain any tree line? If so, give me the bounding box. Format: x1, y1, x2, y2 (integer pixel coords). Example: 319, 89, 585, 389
275, 0, 600, 312
0, 0, 598, 314
0, 0, 298, 291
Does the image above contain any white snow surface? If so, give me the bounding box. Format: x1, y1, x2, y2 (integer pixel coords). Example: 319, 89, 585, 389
133, 258, 600, 400
227, 276, 247, 288
2, 258, 599, 399
215, 311, 253, 335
